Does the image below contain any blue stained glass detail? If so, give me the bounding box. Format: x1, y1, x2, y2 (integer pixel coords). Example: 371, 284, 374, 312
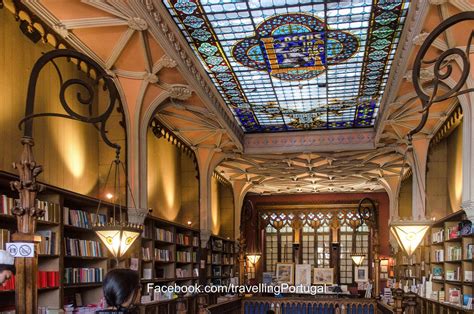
174, 0, 197, 14
198, 43, 217, 56
164, 0, 410, 132
206, 55, 223, 65
191, 29, 211, 41
183, 15, 204, 28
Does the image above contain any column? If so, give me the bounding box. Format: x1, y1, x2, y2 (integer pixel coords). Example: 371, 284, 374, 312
410, 137, 430, 219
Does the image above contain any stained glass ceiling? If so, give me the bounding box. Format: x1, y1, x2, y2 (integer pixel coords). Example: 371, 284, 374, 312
164, 0, 410, 132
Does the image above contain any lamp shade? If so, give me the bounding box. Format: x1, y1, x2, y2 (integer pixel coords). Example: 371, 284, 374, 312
247, 253, 261, 265
390, 222, 430, 256
94, 225, 142, 258
351, 253, 365, 266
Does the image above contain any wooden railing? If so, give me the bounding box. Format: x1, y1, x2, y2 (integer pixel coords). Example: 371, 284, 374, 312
416, 295, 474, 314
207, 298, 242, 314
241, 297, 377, 313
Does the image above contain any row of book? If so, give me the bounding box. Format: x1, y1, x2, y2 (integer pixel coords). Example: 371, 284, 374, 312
0, 195, 15, 216
142, 247, 151, 261
176, 251, 196, 263
38, 271, 60, 288
64, 267, 104, 284
64, 238, 104, 257
154, 248, 172, 262
176, 233, 199, 247
1, 195, 60, 223
223, 256, 234, 265
37, 230, 59, 255
176, 268, 199, 278
36, 200, 60, 223
155, 228, 174, 242
432, 229, 444, 243
63, 207, 106, 229
433, 249, 444, 262
0, 271, 60, 291
446, 246, 462, 261
211, 254, 221, 264
446, 267, 461, 281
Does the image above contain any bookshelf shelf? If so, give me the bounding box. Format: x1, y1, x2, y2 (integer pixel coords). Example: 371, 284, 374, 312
64, 256, 108, 260
63, 283, 103, 289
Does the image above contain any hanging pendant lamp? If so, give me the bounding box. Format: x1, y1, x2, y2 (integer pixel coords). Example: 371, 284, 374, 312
93, 155, 143, 259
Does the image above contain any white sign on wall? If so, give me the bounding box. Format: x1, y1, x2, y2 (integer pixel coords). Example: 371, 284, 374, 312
6, 243, 35, 258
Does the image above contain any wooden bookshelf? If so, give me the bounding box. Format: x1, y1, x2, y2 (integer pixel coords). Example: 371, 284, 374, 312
0, 171, 112, 312
138, 215, 201, 311
206, 235, 237, 287
395, 210, 474, 309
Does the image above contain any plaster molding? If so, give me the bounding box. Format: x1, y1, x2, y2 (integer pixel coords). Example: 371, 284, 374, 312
134, 0, 244, 149
449, 0, 474, 12
60, 17, 127, 29
374, 0, 430, 142
429, 0, 448, 5
244, 129, 375, 154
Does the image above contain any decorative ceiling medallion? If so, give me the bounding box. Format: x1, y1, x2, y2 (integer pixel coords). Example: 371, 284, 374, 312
164, 0, 410, 133
232, 14, 359, 81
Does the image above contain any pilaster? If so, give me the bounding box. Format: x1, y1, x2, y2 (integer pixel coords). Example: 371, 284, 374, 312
231, 180, 253, 240
410, 137, 430, 219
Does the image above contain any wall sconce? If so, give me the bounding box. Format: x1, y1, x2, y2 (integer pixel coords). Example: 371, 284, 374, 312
350, 253, 365, 266
246, 253, 261, 266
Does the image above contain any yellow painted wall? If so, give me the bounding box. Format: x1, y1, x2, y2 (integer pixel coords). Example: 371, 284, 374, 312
426, 139, 449, 219
447, 122, 463, 212
218, 182, 234, 239
398, 176, 412, 218
0, 9, 103, 196
211, 176, 220, 235
147, 130, 199, 225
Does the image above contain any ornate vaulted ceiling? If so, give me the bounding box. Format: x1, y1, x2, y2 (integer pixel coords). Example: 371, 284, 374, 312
10, 0, 474, 195
164, 0, 410, 132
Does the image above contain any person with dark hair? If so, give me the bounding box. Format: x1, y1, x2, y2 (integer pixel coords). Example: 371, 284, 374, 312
0, 250, 15, 285
96, 268, 141, 313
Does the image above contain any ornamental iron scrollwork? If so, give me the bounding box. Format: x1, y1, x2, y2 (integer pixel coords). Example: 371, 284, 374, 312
11, 49, 123, 234
19, 49, 122, 155
409, 12, 474, 140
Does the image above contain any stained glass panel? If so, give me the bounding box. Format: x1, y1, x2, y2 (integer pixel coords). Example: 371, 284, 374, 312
164, 0, 409, 132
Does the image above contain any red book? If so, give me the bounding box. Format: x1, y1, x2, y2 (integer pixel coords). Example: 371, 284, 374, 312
46, 271, 53, 287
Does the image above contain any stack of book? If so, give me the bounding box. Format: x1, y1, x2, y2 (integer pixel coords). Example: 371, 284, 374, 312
193, 236, 199, 247
64, 267, 104, 284
37, 230, 59, 255
155, 228, 173, 242
445, 267, 461, 281
434, 249, 444, 262
63, 208, 106, 229
176, 268, 189, 278
35, 200, 60, 223
176, 251, 191, 263
37, 271, 60, 288
64, 238, 104, 257
0, 194, 15, 215
154, 249, 171, 262
447, 246, 462, 261
432, 229, 444, 243
176, 233, 191, 246
142, 247, 151, 261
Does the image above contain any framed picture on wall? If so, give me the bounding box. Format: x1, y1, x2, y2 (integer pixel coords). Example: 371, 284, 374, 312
313, 267, 334, 285
276, 263, 294, 284
295, 264, 312, 286
355, 266, 369, 282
